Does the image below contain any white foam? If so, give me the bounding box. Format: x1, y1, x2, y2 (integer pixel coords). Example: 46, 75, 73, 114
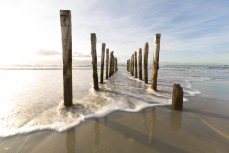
0, 69, 203, 138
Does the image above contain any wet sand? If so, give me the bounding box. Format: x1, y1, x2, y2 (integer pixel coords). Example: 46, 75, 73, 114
1, 80, 229, 153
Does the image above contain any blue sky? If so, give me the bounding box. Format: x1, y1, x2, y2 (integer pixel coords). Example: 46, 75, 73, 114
0, 0, 228, 65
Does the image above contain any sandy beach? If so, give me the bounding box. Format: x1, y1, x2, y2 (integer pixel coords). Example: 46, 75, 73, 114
1, 79, 228, 153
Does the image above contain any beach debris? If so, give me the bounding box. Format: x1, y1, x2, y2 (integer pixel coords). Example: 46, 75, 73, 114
171, 84, 183, 111
144, 42, 149, 83
91, 33, 99, 90
60, 10, 73, 107
151, 34, 161, 91
100, 43, 106, 83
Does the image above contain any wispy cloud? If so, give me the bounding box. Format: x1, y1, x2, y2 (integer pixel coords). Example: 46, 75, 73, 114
0, 0, 229, 64
36, 49, 60, 56
73, 52, 91, 58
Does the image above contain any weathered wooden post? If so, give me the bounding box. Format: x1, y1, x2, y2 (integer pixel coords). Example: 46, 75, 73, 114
109, 51, 114, 77
171, 84, 183, 111
134, 51, 138, 78
113, 57, 116, 73
114, 57, 116, 73
100, 43, 106, 83
112, 53, 114, 75
60, 10, 73, 107
151, 34, 161, 90
131, 54, 134, 76
144, 42, 149, 83
127, 60, 129, 71
115, 58, 118, 72
105, 49, 109, 79
138, 48, 142, 80
91, 33, 99, 90
128, 59, 130, 72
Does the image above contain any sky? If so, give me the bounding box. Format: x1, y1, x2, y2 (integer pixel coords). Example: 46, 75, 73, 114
0, 0, 229, 65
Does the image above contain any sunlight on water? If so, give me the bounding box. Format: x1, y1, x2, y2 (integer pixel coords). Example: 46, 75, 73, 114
0, 65, 228, 137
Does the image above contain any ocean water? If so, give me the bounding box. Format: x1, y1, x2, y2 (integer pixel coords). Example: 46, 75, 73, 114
0, 64, 228, 137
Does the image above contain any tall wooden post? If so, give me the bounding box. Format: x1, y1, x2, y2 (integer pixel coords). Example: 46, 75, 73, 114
60, 10, 73, 107
172, 84, 183, 111
91, 33, 99, 90
134, 51, 138, 78
109, 51, 114, 77
115, 58, 118, 72
128, 59, 130, 72
113, 54, 116, 74
151, 34, 161, 90
113, 57, 116, 73
105, 49, 109, 79
144, 42, 149, 84
131, 54, 134, 76
127, 60, 129, 71
112, 53, 114, 75
138, 48, 142, 80
100, 43, 105, 83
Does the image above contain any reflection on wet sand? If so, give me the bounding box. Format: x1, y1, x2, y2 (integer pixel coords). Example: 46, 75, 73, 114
170, 110, 182, 131
66, 128, 76, 153
94, 118, 100, 145
141, 109, 147, 125
148, 107, 157, 144
104, 116, 108, 124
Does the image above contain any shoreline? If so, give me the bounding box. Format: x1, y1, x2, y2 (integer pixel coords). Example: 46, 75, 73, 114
1, 79, 229, 153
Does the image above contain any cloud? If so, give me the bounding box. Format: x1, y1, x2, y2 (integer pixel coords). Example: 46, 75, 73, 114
1, 0, 229, 65
73, 52, 91, 58
36, 49, 60, 56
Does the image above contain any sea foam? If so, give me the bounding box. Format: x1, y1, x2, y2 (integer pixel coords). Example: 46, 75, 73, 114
0, 67, 208, 137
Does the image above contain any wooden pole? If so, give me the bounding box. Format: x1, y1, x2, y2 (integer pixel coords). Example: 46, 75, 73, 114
127, 60, 129, 71
100, 43, 105, 83
171, 84, 183, 111
128, 59, 130, 72
144, 42, 149, 83
134, 51, 138, 78
109, 51, 114, 77
113, 55, 116, 74
105, 49, 109, 79
113, 57, 116, 73
132, 54, 134, 76
151, 34, 161, 90
111, 53, 114, 75
116, 58, 118, 72
91, 33, 99, 90
131, 54, 134, 76
138, 48, 142, 80
60, 10, 73, 107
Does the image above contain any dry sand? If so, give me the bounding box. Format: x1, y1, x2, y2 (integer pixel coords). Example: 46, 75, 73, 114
1, 80, 229, 153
